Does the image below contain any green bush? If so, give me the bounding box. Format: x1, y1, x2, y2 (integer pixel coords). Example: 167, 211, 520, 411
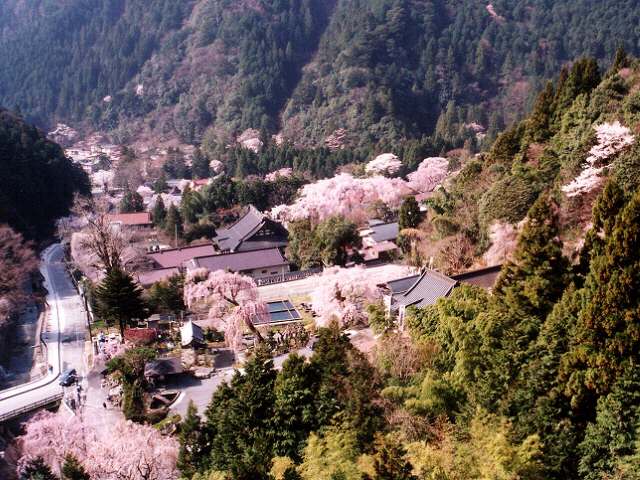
479, 172, 541, 225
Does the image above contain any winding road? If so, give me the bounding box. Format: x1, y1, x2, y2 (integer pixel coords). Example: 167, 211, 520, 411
0, 244, 88, 420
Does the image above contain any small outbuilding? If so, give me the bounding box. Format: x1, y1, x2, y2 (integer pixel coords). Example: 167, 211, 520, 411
180, 320, 205, 348
144, 357, 184, 382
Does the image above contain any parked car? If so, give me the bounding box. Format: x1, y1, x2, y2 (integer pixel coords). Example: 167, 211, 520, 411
59, 368, 77, 386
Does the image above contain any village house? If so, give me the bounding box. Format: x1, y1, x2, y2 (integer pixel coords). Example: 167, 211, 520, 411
186, 247, 290, 280
107, 212, 153, 230
147, 244, 217, 269
359, 220, 400, 262
213, 204, 288, 253
180, 320, 205, 349
383, 265, 502, 325
136, 267, 181, 288
144, 357, 183, 383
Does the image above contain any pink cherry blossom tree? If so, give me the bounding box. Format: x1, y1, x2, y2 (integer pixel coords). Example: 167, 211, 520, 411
562, 121, 635, 197
183, 268, 268, 349
16, 411, 178, 480
484, 221, 519, 265
310, 266, 383, 328
270, 173, 412, 223
209, 159, 224, 174
406, 157, 449, 193
265, 167, 293, 182
365, 153, 402, 176
270, 158, 448, 224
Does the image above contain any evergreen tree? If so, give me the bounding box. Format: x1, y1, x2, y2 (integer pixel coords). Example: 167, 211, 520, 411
107, 347, 156, 422
563, 189, 640, 401
494, 192, 568, 321
578, 367, 640, 480
61, 454, 90, 480
502, 285, 584, 479
153, 174, 169, 194
611, 46, 630, 73
527, 81, 555, 141
94, 268, 148, 339
180, 187, 204, 224
398, 196, 422, 230
371, 434, 417, 480
119, 188, 144, 213
164, 204, 184, 241
178, 401, 208, 478
286, 219, 322, 269
552, 58, 600, 125
272, 354, 319, 460
204, 347, 277, 479
19, 457, 58, 480
313, 216, 361, 267
577, 180, 626, 278
192, 148, 210, 179
309, 324, 383, 445
152, 196, 167, 228
147, 274, 185, 314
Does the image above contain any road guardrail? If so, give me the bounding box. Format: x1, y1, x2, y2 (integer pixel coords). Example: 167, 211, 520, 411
0, 392, 63, 423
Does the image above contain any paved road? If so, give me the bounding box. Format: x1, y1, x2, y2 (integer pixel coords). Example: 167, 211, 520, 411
258, 263, 416, 301
0, 244, 88, 418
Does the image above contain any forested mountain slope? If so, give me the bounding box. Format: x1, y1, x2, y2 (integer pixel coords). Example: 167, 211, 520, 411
2, 0, 640, 149
415, 52, 640, 273
0, 108, 89, 239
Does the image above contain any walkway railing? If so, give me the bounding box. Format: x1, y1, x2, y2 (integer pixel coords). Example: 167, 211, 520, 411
0, 392, 63, 423
255, 268, 322, 286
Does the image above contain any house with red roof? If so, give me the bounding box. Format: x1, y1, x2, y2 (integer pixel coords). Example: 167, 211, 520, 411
107, 212, 153, 229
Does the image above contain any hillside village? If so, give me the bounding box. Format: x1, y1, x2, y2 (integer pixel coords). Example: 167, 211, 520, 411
4, 2, 640, 479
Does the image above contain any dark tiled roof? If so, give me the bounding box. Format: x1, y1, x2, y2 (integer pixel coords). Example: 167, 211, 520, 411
148, 244, 216, 268
395, 269, 457, 309
385, 274, 421, 294
370, 222, 399, 243
144, 357, 183, 378
214, 205, 288, 252
189, 248, 288, 273
452, 265, 502, 290
235, 238, 289, 252
213, 205, 266, 252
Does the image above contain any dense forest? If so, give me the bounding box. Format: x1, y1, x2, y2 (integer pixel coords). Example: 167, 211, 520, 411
0, 108, 89, 239
2, 0, 640, 149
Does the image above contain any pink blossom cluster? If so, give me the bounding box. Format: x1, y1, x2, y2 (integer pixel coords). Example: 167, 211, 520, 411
269, 173, 410, 222
562, 121, 635, 197
136, 185, 154, 199
209, 159, 224, 174
365, 153, 402, 176
91, 170, 114, 188
184, 269, 267, 350
406, 157, 449, 193
270, 158, 447, 223
310, 266, 382, 328
96, 336, 127, 362
484, 221, 519, 265
237, 128, 263, 153
265, 167, 293, 182
17, 411, 178, 479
